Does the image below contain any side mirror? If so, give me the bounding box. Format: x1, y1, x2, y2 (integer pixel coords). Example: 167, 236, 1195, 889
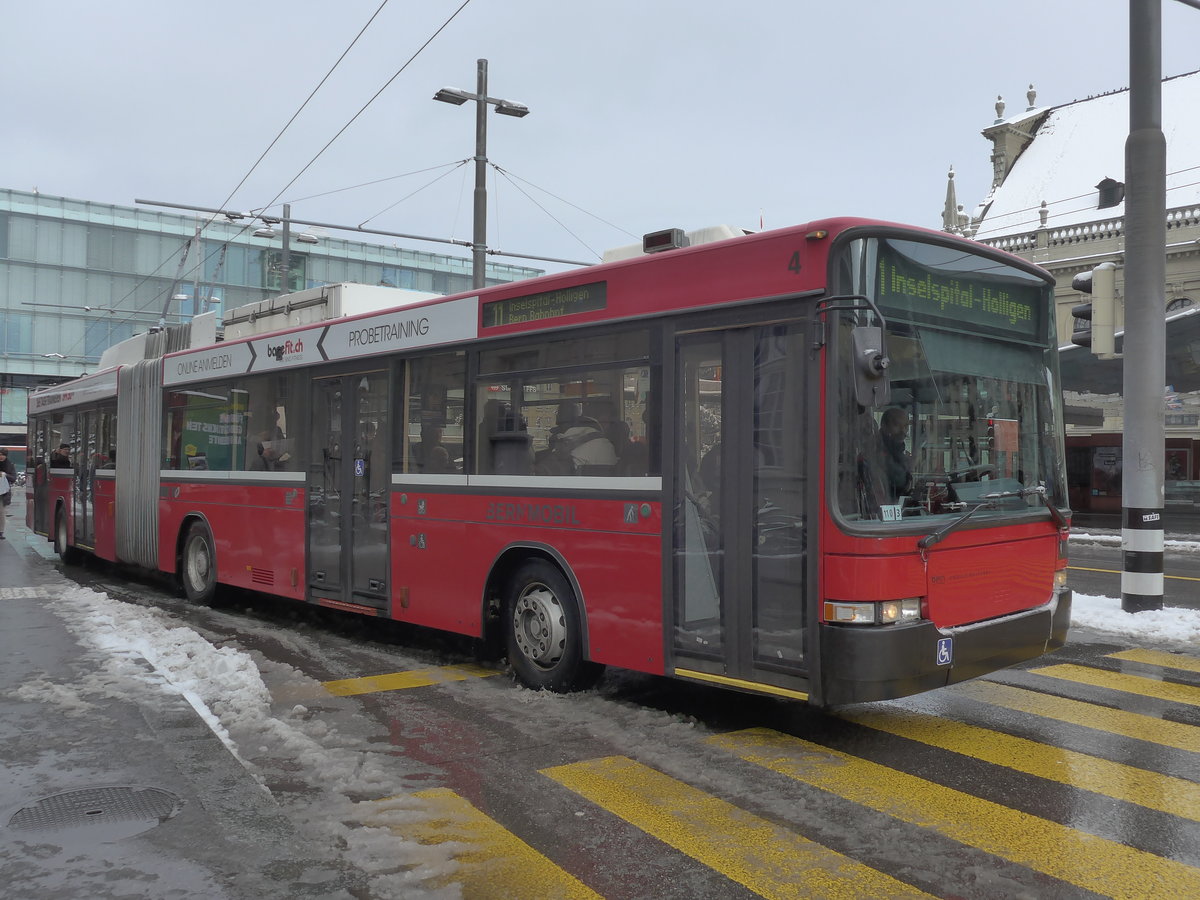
852, 325, 891, 407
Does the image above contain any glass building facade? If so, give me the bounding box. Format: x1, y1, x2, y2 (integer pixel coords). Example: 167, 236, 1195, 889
0, 187, 541, 439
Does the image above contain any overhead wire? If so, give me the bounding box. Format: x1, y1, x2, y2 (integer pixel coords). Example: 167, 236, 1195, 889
249, 0, 475, 219
357, 160, 472, 227
492, 164, 637, 239
972, 163, 1200, 238
69, 0, 397, 357
487, 166, 603, 261
145, 0, 473, 326
282, 160, 470, 206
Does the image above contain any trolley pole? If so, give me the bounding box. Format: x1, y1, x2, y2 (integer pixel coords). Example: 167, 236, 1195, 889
1121, 0, 1166, 612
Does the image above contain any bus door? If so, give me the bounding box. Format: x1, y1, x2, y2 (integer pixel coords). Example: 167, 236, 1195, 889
672, 321, 810, 688
307, 369, 391, 612
31, 420, 50, 535
73, 410, 95, 549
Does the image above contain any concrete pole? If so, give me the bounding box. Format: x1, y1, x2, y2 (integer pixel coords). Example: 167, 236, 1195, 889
473, 59, 489, 290
281, 203, 292, 295
1121, 0, 1166, 612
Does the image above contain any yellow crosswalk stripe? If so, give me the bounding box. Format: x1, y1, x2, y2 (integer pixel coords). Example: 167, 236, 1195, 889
542, 756, 934, 900
406, 788, 602, 900
842, 707, 1200, 821
1107, 648, 1200, 675
952, 680, 1200, 754
1030, 663, 1200, 707
710, 728, 1200, 899
322, 664, 498, 696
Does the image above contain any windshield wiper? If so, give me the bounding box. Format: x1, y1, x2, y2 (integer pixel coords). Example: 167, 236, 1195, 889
917, 484, 1064, 551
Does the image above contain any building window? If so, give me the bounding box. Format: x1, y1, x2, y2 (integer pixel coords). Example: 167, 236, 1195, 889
1, 313, 33, 354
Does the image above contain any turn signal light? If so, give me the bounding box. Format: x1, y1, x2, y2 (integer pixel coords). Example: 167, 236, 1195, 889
824, 599, 922, 625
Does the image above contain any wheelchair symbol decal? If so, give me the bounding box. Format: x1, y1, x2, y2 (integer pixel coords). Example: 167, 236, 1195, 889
936, 637, 953, 666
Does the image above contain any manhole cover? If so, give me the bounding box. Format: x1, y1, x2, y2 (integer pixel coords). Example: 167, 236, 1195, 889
7, 786, 183, 843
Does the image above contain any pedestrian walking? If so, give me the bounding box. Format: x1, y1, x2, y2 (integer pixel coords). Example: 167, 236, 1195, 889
0, 466, 9, 538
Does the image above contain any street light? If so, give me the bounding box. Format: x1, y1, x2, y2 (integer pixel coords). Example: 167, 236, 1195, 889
433, 59, 530, 289
247, 203, 320, 294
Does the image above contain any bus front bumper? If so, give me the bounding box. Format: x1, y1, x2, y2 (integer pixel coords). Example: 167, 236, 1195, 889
817, 589, 1072, 707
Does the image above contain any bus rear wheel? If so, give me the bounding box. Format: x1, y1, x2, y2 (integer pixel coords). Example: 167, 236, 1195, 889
181, 521, 218, 605
54, 508, 81, 565
505, 559, 602, 692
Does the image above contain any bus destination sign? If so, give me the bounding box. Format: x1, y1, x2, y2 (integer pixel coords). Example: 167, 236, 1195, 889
482, 282, 607, 328
876, 246, 1043, 340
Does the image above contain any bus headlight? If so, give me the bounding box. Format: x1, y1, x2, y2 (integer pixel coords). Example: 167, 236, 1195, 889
824, 599, 922, 625
880, 598, 922, 624
1054, 570, 1068, 590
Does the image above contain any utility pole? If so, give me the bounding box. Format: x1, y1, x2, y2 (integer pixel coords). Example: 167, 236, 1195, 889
433, 59, 531, 289
472, 60, 489, 291
1121, 0, 1167, 612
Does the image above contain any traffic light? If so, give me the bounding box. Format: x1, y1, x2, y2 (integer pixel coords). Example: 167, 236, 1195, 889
1070, 261, 1117, 357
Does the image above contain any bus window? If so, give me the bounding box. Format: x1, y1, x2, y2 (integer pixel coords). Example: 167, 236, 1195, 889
404, 353, 466, 474
164, 384, 245, 471
240, 373, 300, 472
474, 331, 653, 478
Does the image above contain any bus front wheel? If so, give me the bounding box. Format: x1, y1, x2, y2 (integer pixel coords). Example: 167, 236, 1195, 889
505, 559, 602, 693
181, 521, 218, 605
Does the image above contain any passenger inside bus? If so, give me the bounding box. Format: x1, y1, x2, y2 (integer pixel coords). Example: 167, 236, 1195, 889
414, 424, 455, 474
249, 438, 282, 471
535, 401, 617, 475
855, 406, 913, 516
49, 443, 72, 468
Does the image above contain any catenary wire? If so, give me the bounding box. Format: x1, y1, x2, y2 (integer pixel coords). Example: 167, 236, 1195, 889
78, 0, 396, 351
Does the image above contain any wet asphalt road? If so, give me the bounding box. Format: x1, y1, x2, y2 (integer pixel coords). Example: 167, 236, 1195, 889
53, 553, 1200, 900
1067, 532, 1200, 610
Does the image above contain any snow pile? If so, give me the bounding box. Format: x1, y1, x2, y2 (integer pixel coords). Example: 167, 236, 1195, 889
1072, 592, 1200, 646
1072, 531, 1200, 552
44, 585, 461, 899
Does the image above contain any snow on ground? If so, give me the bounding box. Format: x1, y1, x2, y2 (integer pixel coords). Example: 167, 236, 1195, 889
45, 585, 462, 900
31, 548, 1199, 892
1072, 593, 1200, 646
1071, 531, 1200, 552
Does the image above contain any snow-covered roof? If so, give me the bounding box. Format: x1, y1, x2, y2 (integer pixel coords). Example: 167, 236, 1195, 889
974, 70, 1200, 238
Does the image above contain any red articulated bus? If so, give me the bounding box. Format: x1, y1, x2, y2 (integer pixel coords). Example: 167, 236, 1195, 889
27, 219, 1071, 706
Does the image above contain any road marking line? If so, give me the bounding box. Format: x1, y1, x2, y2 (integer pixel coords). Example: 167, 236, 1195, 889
842, 707, 1200, 821
1029, 663, 1200, 707
322, 664, 498, 696
952, 680, 1200, 753
0, 586, 60, 599
1067, 565, 1200, 582
543, 755, 934, 900
1107, 648, 1200, 675
401, 788, 601, 900
709, 728, 1200, 899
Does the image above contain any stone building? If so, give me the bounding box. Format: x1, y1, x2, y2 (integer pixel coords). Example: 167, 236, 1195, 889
947, 72, 1200, 513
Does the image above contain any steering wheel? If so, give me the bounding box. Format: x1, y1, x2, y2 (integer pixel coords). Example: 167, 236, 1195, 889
946, 464, 996, 483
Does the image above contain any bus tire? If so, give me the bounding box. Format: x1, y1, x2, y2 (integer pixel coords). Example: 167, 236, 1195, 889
54, 507, 81, 565
181, 521, 218, 605
505, 558, 602, 692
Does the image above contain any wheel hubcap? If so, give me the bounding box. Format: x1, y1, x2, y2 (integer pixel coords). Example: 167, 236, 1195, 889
512, 583, 567, 669
187, 539, 210, 590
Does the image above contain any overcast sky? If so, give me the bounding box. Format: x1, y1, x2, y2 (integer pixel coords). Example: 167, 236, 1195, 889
4, 1, 1198, 275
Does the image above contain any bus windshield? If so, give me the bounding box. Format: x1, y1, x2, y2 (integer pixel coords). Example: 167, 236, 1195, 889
832, 235, 1067, 527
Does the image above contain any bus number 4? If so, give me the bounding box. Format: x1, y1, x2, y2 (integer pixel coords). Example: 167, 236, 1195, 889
787, 251, 802, 275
